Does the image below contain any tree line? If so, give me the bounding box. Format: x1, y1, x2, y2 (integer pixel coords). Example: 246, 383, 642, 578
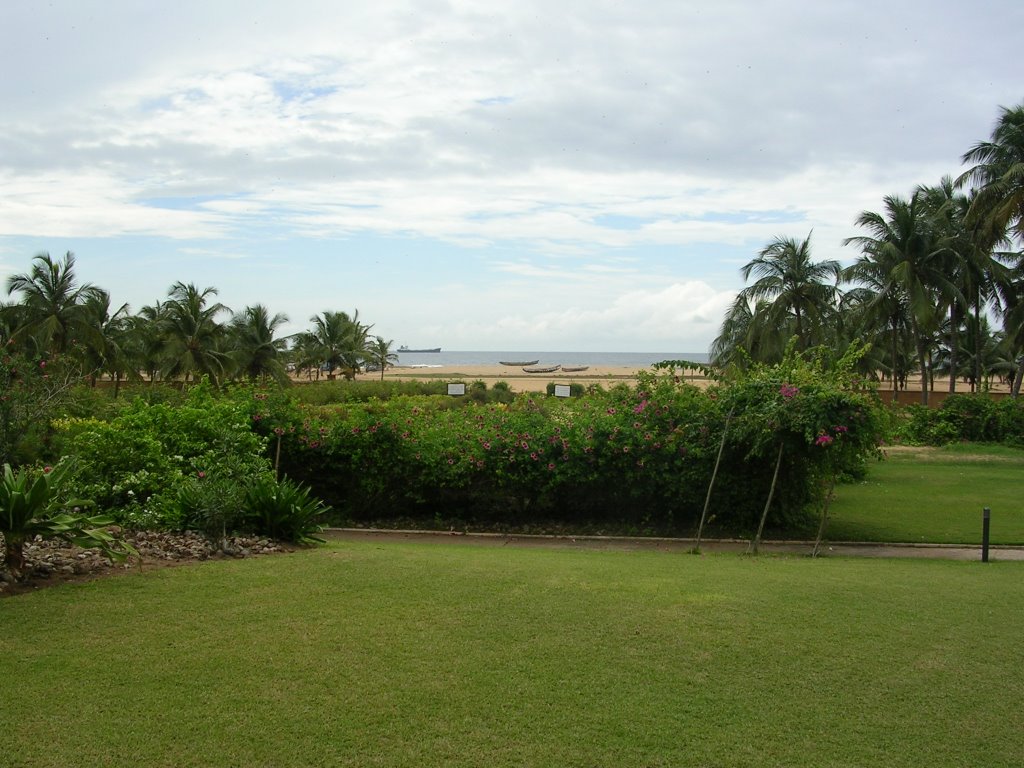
0, 255, 399, 392
712, 103, 1024, 403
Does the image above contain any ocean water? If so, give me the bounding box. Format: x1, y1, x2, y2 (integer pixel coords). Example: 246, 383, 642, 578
393, 350, 710, 368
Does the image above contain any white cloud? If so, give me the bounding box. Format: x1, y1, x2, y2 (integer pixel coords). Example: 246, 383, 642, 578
1, 0, 1021, 349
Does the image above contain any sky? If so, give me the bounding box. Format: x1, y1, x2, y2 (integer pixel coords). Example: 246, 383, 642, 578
1, 1, 1021, 353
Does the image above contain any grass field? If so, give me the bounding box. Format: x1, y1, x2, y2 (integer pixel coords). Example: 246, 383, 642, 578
2, 539, 1023, 767
827, 444, 1024, 544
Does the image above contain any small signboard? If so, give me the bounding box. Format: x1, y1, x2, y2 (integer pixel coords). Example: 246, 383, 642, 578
554, 384, 572, 398
447, 382, 466, 396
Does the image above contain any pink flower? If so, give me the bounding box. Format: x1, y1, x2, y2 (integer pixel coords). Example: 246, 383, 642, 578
815, 434, 833, 447
779, 384, 799, 399
197, 471, 206, 478
43, 465, 53, 474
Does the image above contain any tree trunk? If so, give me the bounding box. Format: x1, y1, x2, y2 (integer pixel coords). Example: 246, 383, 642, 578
948, 304, 958, 393
811, 476, 838, 558
3, 535, 25, 578
974, 292, 983, 393
1013, 355, 1024, 397
695, 407, 734, 553
890, 324, 899, 396
750, 443, 784, 555
913, 321, 929, 406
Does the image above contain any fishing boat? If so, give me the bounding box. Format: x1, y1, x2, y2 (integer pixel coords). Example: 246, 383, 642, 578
499, 359, 539, 366
398, 346, 441, 353
523, 364, 560, 373
560, 365, 590, 372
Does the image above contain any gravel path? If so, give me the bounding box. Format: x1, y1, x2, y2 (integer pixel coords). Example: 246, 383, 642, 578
324, 528, 1024, 561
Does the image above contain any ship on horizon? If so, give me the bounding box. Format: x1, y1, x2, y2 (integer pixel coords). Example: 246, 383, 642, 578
398, 345, 441, 353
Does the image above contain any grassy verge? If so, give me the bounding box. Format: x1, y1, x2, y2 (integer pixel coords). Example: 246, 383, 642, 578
2, 540, 1023, 767
828, 444, 1024, 544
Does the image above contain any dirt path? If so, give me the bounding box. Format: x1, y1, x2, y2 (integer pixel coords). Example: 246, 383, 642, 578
325, 528, 1024, 561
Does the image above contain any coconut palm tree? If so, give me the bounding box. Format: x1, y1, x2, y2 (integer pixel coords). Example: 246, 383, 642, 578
305, 310, 372, 379
364, 336, 399, 381
5, 252, 101, 358
159, 282, 229, 385
844, 192, 953, 404
131, 301, 170, 383
710, 294, 793, 370
227, 304, 291, 384
959, 103, 1024, 244
739, 232, 842, 351
79, 289, 134, 393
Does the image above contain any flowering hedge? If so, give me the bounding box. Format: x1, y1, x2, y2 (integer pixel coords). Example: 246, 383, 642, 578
238, 346, 884, 534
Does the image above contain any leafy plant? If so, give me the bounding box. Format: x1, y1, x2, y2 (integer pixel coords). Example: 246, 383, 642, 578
172, 473, 245, 544
0, 460, 133, 578
243, 476, 329, 544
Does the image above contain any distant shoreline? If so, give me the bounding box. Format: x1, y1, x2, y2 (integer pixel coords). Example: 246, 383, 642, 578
352, 364, 1013, 398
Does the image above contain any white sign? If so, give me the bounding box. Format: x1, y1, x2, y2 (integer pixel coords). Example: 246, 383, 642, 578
554, 384, 572, 398
447, 382, 466, 396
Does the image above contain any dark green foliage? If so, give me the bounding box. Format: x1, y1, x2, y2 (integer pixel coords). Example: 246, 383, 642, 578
172, 474, 244, 541
242, 476, 329, 544
896, 394, 1024, 445
56, 380, 273, 528
1, 460, 134, 576
260, 347, 885, 536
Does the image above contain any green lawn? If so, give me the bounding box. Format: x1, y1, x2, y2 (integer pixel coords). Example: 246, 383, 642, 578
2, 540, 1023, 767
827, 444, 1024, 544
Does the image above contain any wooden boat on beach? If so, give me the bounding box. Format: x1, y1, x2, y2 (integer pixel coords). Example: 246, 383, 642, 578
560, 365, 590, 372
499, 359, 539, 366
523, 364, 560, 373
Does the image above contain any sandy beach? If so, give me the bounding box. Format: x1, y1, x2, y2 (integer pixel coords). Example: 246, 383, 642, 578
357, 363, 708, 392
353, 364, 1013, 399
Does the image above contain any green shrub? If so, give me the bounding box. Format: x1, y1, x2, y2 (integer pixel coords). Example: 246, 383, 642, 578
894, 395, 1023, 446
172, 474, 245, 541
243, 476, 329, 544
57, 381, 271, 526
1, 460, 134, 577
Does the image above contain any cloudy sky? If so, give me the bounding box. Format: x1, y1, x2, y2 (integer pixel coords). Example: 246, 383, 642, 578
1, 1, 1020, 352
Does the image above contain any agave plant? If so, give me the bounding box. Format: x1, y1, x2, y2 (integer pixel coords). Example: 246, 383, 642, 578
1, 460, 134, 578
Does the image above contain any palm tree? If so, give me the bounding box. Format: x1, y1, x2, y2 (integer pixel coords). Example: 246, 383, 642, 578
710, 294, 792, 370
131, 301, 169, 382
227, 304, 291, 384
364, 336, 399, 381
844, 192, 953, 404
305, 310, 372, 379
959, 103, 1024, 244
79, 289, 134, 393
739, 233, 842, 351
919, 177, 991, 392
159, 282, 229, 385
5, 252, 101, 358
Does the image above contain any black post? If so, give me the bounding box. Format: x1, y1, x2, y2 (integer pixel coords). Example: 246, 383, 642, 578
982, 507, 991, 563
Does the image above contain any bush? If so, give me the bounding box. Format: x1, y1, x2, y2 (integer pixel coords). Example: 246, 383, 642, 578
243, 476, 329, 544
261, 346, 886, 536
894, 395, 1024, 446
56, 381, 272, 527
1, 460, 134, 577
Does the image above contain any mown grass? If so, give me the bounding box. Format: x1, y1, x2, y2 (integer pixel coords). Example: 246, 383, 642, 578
2, 540, 1023, 767
827, 444, 1024, 544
